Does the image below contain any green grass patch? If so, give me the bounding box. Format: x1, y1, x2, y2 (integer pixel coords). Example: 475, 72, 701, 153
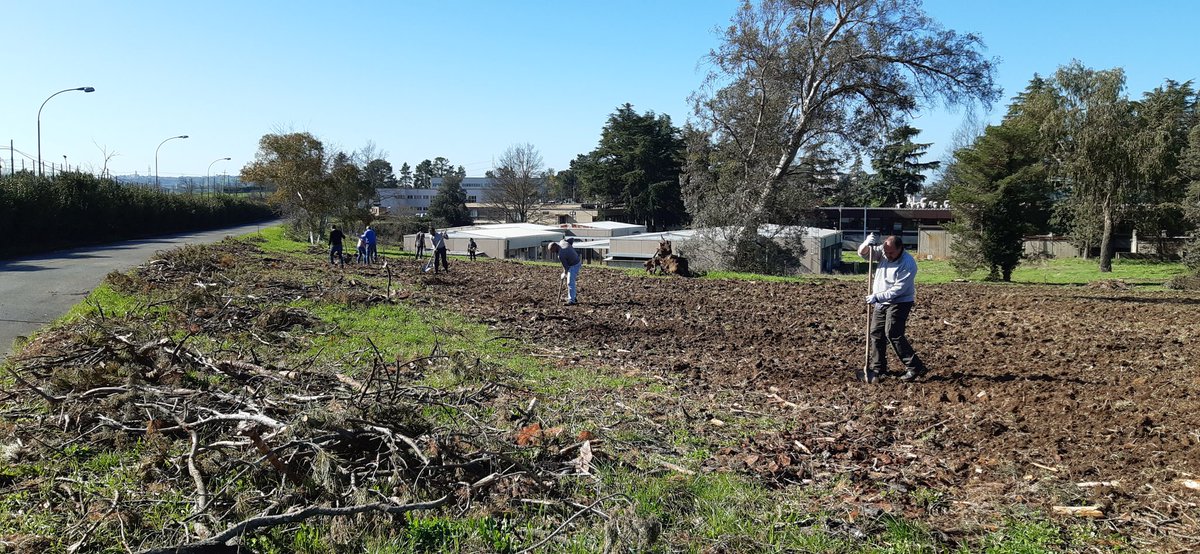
59, 281, 162, 323
979, 517, 1064, 553
247, 224, 312, 254
297, 301, 530, 378
915, 256, 1188, 286
870, 515, 937, 553
836, 247, 1187, 287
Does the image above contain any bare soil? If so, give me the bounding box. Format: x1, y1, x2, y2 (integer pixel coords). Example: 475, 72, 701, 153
406, 256, 1200, 549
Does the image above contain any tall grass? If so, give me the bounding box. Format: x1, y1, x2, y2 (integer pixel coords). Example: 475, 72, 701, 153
0, 171, 275, 258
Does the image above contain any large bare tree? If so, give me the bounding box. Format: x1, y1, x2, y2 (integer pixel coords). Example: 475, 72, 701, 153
488, 143, 547, 223
684, 0, 999, 269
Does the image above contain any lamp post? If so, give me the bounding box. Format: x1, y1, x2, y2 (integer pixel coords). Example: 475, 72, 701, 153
207, 157, 231, 196
155, 135, 189, 191
37, 86, 95, 177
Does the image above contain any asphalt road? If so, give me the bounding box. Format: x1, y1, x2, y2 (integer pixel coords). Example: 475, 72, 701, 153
0, 220, 279, 362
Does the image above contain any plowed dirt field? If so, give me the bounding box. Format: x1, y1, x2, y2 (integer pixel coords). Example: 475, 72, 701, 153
407, 256, 1200, 548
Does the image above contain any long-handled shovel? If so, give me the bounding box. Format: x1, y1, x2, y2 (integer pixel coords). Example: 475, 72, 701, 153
858, 240, 876, 383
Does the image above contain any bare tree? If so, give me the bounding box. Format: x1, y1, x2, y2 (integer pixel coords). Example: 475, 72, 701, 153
685, 0, 999, 270
93, 140, 119, 179
488, 143, 547, 223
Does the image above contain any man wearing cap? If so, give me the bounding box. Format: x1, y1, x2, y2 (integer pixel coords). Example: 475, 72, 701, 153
549, 237, 582, 305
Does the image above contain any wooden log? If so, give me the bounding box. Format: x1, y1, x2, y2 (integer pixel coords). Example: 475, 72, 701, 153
1051, 505, 1104, 518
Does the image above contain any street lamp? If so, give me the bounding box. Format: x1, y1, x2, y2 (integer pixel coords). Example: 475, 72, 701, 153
155, 135, 189, 191
37, 86, 95, 177
207, 157, 231, 196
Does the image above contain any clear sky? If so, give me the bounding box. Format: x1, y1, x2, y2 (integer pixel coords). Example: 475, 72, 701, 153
3, 1, 1196, 181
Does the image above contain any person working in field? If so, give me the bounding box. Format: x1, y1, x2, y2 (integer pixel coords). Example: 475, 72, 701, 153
415, 230, 426, 260
362, 225, 378, 264
430, 227, 449, 273
356, 235, 367, 264
328, 225, 345, 267
859, 233, 928, 382
549, 237, 582, 305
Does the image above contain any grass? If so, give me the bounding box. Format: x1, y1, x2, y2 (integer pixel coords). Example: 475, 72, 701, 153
979, 518, 1064, 554
915, 256, 1188, 286
59, 281, 166, 322
840, 249, 1187, 287
253, 224, 315, 254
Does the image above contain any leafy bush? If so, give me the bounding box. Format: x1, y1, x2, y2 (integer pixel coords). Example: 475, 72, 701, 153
0, 171, 275, 258
1182, 235, 1200, 271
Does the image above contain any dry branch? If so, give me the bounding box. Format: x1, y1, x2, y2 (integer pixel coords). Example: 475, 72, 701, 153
1052, 505, 1105, 518
139, 496, 451, 553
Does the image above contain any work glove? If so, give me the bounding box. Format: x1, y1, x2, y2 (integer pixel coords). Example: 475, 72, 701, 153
560, 271, 567, 282
864, 294, 878, 305
861, 233, 877, 248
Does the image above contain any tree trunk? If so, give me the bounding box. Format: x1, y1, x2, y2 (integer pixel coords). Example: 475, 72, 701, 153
1098, 193, 1114, 273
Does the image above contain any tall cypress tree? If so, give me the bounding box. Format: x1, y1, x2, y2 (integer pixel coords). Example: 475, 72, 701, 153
866, 125, 939, 207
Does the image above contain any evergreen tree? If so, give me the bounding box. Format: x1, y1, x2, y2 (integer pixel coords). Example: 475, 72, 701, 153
429, 172, 471, 227
1181, 123, 1200, 269
866, 125, 939, 207
572, 104, 686, 229
398, 162, 413, 188
1127, 81, 1196, 257
946, 77, 1055, 281
830, 155, 870, 206
363, 159, 397, 190
947, 123, 1050, 281
414, 160, 434, 188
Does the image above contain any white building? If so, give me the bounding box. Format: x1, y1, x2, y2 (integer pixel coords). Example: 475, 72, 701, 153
403, 223, 565, 261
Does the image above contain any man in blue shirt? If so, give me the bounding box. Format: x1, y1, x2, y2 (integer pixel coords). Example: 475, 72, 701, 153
362, 226, 378, 264
549, 238, 582, 305
858, 233, 928, 383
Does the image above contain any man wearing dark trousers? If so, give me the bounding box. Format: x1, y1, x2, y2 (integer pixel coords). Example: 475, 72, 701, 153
431, 228, 449, 273
858, 233, 928, 382
328, 225, 345, 266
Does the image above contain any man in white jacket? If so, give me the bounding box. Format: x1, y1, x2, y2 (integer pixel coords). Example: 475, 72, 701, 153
858, 233, 928, 382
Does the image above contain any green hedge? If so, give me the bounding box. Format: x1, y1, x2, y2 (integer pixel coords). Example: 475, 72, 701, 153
0, 171, 275, 258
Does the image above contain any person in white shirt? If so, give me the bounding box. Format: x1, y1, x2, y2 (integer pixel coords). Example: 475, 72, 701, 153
858, 233, 928, 382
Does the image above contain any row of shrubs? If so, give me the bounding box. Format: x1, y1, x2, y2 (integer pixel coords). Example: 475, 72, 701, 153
0, 171, 276, 259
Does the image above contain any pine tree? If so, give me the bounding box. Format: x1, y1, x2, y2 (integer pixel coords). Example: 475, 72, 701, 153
866, 125, 939, 207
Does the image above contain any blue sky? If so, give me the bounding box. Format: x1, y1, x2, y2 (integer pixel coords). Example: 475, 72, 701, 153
3, 1, 1196, 181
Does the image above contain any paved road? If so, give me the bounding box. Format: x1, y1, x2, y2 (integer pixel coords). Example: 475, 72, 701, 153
0, 220, 279, 361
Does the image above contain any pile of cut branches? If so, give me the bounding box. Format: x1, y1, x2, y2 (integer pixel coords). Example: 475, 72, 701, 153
0, 239, 614, 552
